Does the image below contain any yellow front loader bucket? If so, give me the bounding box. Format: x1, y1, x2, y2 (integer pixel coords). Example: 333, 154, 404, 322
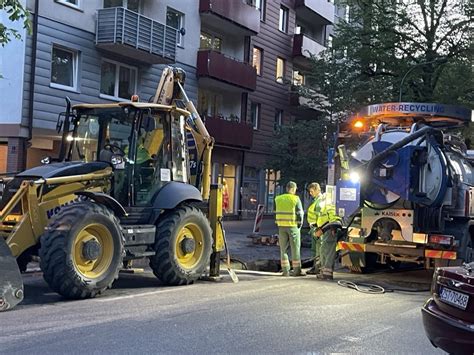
0, 237, 23, 311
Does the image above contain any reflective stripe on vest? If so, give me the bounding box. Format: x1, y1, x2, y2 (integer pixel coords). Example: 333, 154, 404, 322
275, 194, 300, 227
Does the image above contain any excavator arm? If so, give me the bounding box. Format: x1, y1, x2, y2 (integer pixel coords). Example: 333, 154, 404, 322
152, 67, 214, 200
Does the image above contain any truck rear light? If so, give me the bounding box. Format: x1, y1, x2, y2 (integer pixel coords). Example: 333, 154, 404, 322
428, 234, 454, 246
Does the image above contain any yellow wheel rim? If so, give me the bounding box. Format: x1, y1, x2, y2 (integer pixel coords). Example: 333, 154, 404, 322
72, 223, 114, 279
175, 222, 204, 269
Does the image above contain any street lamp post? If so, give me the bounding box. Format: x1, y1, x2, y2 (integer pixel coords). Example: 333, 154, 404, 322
398, 58, 447, 102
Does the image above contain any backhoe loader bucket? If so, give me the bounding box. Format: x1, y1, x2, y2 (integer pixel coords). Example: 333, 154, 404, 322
0, 238, 24, 311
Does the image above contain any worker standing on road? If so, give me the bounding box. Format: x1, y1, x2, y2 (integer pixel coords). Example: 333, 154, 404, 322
275, 181, 305, 277
306, 182, 322, 275
316, 192, 341, 280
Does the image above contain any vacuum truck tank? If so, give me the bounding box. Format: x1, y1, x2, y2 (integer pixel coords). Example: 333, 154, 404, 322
336, 102, 473, 271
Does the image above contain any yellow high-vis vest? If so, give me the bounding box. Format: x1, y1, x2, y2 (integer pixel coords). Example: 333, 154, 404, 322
275, 193, 300, 227
307, 195, 321, 225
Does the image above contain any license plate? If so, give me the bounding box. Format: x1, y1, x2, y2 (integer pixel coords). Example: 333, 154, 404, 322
439, 287, 469, 310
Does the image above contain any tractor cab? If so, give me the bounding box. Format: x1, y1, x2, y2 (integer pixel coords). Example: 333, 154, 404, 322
64, 102, 191, 207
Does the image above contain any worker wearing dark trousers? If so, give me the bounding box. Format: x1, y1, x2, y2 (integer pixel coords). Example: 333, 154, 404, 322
306, 182, 322, 275
316, 194, 341, 281
275, 181, 305, 277
319, 227, 338, 280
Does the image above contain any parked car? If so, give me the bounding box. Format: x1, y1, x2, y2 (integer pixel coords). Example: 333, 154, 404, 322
422, 262, 474, 354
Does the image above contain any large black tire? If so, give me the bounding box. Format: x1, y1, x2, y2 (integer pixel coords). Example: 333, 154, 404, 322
149, 204, 212, 286
39, 202, 124, 299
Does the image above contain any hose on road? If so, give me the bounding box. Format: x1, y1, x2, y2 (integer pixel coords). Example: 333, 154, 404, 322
337, 279, 430, 294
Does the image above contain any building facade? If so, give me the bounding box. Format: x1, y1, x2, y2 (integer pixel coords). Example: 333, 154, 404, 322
0, 0, 335, 217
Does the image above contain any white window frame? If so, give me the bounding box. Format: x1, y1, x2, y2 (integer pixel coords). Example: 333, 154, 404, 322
279, 5, 289, 33
103, 0, 141, 13
99, 59, 138, 101
251, 102, 260, 131
55, 0, 82, 11
167, 7, 184, 47
50, 45, 79, 92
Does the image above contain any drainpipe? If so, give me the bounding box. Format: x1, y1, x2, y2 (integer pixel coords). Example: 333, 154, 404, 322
27, 0, 39, 143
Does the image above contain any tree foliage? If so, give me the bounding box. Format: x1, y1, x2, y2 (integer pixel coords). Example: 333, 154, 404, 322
305, 0, 473, 114
267, 119, 334, 189
0, 0, 31, 47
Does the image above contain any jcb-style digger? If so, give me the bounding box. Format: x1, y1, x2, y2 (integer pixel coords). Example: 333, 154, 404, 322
0, 67, 225, 311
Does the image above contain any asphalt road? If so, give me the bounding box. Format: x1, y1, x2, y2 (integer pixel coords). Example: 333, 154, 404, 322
0, 269, 442, 354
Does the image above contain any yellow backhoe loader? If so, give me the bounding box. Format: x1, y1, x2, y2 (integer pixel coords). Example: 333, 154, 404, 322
0, 67, 225, 311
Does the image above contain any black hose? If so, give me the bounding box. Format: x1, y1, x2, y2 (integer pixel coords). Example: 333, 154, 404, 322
337, 279, 430, 294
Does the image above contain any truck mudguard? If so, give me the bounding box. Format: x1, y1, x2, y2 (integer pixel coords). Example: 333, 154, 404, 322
75, 191, 127, 217
153, 181, 202, 209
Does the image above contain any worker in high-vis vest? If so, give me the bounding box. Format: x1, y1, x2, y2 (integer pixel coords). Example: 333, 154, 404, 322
274, 181, 305, 277
306, 182, 322, 275
315, 191, 342, 281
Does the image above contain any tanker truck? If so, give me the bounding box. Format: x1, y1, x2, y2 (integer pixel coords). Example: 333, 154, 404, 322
335, 102, 473, 271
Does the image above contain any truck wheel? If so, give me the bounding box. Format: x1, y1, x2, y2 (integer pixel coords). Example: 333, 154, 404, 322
149, 204, 212, 286
39, 202, 124, 299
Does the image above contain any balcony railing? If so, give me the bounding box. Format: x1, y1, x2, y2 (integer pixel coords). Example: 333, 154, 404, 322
197, 50, 257, 91
96, 7, 177, 64
295, 0, 335, 25
205, 116, 253, 148
199, 0, 260, 35
293, 33, 326, 59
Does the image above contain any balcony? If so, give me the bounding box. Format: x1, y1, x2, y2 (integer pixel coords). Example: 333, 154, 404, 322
199, 0, 260, 36
293, 34, 326, 62
205, 117, 253, 149
295, 0, 335, 25
197, 50, 257, 91
96, 7, 177, 64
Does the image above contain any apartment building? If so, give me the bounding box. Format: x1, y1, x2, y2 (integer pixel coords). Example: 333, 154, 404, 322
0, 0, 335, 217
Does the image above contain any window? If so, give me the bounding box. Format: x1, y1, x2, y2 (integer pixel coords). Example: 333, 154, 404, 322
252, 47, 263, 76
279, 6, 289, 33
198, 89, 223, 118
256, 0, 266, 21
200, 32, 222, 52
103, 0, 140, 12
274, 110, 283, 131
293, 70, 304, 86
276, 57, 285, 83
250, 102, 260, 130
56, 0, 80, 8
167, 8, 184, 47
51, 46, 78, 90
100, 60, 137, 100
246, 0, 265, 20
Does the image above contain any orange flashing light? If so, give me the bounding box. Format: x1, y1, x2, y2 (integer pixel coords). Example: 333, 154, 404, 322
353, 120, 364, 129
131, 95, 139, 102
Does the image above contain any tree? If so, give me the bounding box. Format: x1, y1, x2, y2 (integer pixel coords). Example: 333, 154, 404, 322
305, 0, 473, 114
0, 0, 31, 47
267, 119, 334, 189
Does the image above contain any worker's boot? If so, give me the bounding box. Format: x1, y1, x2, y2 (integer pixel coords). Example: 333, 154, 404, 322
282, 268, 290, 277
306, 260, 320, 275
316, 268, 333, 281
291, 267, 306, 277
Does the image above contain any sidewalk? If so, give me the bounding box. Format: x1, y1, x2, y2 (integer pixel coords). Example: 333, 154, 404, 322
222, 218, 312, 268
